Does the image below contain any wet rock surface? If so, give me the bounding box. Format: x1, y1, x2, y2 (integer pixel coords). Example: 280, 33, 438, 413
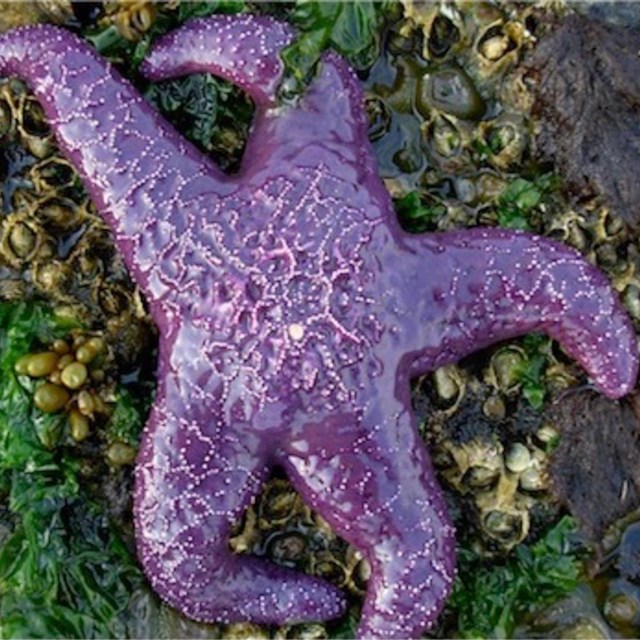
571, 1, 640, 29
527, 14, 640, 229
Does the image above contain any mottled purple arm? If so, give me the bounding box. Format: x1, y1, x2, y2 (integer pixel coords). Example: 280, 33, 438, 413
0, 26, 230, 288
141, 15, 375, 178
141, 14, 293, 107
399, 229, 638, 398
135, 325, 347, 625
280, 399, 455, 639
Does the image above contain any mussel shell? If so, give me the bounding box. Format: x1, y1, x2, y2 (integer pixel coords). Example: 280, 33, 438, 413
416, 64, 485, 121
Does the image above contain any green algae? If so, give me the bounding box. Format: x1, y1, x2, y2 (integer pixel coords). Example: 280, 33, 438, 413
496, 174, 559, 232
281, 1, 396, 93
0, 303, 146, 639
451, 516, 583, 639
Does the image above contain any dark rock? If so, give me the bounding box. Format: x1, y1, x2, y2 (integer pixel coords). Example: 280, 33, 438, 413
526, 14, 640, 228
548, 390, 640, 541
571, 1, 640, 28
618, 521, 640, 582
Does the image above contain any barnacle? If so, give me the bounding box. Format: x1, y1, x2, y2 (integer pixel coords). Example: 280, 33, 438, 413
257, 478, 305, 528
486, 345, 526, 394
101, 1, 158, 41
345, 547, 371, 597
474, 18, 530, 79
17, 94, 54, 158
30, 156, 77, 193
0, 212, 46, 267
477, 113, 527, 170
274, 623, 327, 639
423, 113, 472, 174
431, 364, 466, 413
0, 90, 14, 141
399, 1, 466, 62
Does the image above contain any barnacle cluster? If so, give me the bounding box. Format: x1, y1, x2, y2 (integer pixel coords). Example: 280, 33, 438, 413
366, 1, 545, 212
547, 205, 640, 330
416, 359, 561, 554
0, 77, 154, 470
0, 78, 155, 360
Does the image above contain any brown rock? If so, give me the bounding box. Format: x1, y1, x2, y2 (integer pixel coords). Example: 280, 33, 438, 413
548, 390, 640, 541
526, 14, 640, 228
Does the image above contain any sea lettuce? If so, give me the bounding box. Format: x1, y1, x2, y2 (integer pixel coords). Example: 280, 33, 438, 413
452, 516, 583, 638
281, 0, 395, 92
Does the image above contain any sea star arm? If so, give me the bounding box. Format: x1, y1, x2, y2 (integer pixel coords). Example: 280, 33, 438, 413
0, 26, 230, 293
397, 228, 638, 398
141, 15, 376, 178
140, 14, 294, 108
278, 397, 455, 639
134, 326, 347, 624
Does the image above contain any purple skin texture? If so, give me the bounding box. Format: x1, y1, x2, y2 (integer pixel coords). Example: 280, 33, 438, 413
0, 14, 638, 638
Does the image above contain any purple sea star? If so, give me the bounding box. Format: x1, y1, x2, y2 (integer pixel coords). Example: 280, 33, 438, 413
0, 14, 637, 638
